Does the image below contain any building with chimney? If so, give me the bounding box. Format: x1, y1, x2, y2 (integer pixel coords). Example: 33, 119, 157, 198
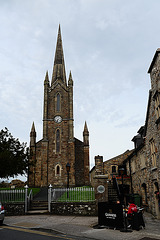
28, 26, 90, 188
90, 49, 160, 219
124, 49, 160, 219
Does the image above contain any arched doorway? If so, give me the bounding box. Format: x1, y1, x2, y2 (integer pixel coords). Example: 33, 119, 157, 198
154, 182, 160, 219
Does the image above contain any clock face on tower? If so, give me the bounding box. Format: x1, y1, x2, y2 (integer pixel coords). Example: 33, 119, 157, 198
54, 115, 62, 123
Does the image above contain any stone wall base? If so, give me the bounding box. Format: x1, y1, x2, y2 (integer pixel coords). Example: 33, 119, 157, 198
4, 202, 25, 216
3, 202, 97, 216
51, 201, 97, 216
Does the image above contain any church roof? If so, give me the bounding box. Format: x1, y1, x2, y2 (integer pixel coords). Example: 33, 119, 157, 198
148, 48, 160, 73
51, 25, 67, 85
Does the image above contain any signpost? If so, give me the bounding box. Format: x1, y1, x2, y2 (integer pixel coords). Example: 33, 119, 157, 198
98, 202, 124, 229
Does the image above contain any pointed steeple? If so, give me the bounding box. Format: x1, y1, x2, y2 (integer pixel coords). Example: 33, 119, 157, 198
31, 122, 36, 134
83, 121, 89, 146
51, 25, 66, 85
68, 71, 73, 86
84, 121, 89, 133
44, 71, 49, 84
30, 122, 36, 146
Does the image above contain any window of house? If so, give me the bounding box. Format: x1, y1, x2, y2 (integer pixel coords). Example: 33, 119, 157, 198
56, 129, 61, 153
112, 165, 116, 173
126, 162, 130, 175
56, 93, 61, 112
140, 154, 146, 169
150, 139, 156, 168
154, 182, 159, 202
142, 183, 148, 204
131, 160, 135, 173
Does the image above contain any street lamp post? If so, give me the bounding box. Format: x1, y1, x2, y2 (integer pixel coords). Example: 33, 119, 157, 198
66, 162, 70, 198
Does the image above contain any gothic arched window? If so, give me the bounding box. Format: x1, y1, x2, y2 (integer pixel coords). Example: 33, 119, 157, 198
56, 93, 60, 112
55, 164, 61, 176
57, 165, 60, 175
56, 129, 60, 153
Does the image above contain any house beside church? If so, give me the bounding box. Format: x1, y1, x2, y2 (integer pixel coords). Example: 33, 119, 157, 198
90, 150, 133, 187
90, 49, 160, 219
124, 49, 160, 219
28, 26, 90, 188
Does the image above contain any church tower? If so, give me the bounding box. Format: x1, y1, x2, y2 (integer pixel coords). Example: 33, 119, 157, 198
28, 26, 90, 187
83, 121, 90, 185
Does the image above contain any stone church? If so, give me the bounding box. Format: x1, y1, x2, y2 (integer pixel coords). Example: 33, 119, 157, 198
28, 26, 90, 188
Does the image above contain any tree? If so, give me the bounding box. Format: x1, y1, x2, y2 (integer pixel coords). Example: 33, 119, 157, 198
0, 128, 29, 179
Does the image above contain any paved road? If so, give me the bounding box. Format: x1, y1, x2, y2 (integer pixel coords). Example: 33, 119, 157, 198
1, 225, 159, 240
0, 225, 93, 240
3, 212, 160, 240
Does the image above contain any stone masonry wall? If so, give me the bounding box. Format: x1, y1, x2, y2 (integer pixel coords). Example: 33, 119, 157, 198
84, 145, 90, 186
125, 50, 160, 218
90, 151, 132, 187
4, 203, 25, 216
75, 138, 85, 186
94, 175, 108, 203
127, 148, 149, 208
51, 201, 97, 216
146, 53, 160, 218
103, 150, 132, 179
95, 156, 103, 175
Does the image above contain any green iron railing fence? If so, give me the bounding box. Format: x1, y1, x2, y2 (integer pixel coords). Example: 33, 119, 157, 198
50, 187, 95, 202
0, 189, 25, 203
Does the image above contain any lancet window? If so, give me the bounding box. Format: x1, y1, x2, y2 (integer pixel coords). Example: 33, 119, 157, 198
56, 129, 61, 153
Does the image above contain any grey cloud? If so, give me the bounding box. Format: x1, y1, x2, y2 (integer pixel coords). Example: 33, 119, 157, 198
0, 0, 160, 168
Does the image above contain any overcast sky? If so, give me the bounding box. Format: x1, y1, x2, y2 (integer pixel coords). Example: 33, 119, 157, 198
0, 0, 159, 181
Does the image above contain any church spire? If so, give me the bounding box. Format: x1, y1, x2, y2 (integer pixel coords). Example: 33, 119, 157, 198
44, 71, 49, 84
31, 121, 36, 133
84, 121, 89, 133
68, 71, 73, 86
83, 121, 89, 146
51, 25, 67, 85
30, 122, 36, 147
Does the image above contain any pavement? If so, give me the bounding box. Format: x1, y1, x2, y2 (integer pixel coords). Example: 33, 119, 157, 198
3, 212, 160, 240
